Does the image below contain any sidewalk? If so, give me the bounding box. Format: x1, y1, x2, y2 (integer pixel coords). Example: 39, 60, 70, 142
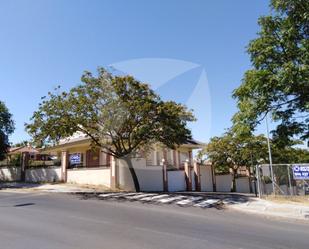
230, 198, 309, 221
0, 182, 109, 193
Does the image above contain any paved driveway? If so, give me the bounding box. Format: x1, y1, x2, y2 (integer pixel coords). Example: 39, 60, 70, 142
0, 191, 308, 249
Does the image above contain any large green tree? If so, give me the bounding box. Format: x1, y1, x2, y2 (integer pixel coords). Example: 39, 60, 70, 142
0, 101, 14, 161
233, 0, 309, 142
26, 68, 194, 191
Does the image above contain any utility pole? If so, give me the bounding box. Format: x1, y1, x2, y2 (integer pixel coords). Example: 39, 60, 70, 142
255, 165, 261, 198
265, 113, 275, 195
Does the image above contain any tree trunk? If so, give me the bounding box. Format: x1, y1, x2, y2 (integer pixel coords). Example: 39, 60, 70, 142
122, 156, 140, 192
232, 169, 237, 192
248, 166, 253, 193
211, 164, 216, 192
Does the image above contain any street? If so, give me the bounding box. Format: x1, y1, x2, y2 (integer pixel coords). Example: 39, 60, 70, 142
0, 191, 308, 249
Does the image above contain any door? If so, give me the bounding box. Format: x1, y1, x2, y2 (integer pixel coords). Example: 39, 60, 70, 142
86, 149, 100, 167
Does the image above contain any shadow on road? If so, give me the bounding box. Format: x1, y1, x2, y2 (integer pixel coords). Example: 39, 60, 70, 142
14, 203, 35, 207
71, 192, 254, 210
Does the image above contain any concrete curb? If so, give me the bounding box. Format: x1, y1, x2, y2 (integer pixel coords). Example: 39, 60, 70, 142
229, 199, 309, 221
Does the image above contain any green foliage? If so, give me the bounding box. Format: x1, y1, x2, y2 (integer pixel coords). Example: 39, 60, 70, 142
233, 0, 309, 141
200, 132, 309, 170
198, 132, 268, 191
26, 68, 194, 157
9, 154, 21, 166
271, 145, 309, 164
0, 101, 14, 160
199, 132, 268, 174
26, 68, 195, 191
28, 160, 57, 167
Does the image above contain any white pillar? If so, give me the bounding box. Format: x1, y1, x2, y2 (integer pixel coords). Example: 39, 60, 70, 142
110, 156, 117, 189
162, 159, 168, 192
193, 161, 201, 191
153, 147, 157, 166
184, 160, 192, 191
61, 151, 68, 182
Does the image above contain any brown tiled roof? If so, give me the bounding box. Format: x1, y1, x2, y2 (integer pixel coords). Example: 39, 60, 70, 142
8, 146, 39, 155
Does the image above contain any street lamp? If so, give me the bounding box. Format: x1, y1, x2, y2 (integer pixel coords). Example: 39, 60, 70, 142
265, 113, 275, 195
256, 158, 265, 198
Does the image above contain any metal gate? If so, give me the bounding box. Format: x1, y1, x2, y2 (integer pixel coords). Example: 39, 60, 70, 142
256, 163, 309, 197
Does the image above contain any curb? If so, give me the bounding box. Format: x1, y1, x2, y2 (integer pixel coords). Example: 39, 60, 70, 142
229, 202, 309, 221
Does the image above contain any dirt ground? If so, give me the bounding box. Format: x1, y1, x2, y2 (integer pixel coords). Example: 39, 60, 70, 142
263, 195, 309, 206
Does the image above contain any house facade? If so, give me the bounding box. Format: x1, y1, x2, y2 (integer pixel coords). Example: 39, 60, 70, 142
0, 134, 254, 193
40, 132, 203, 191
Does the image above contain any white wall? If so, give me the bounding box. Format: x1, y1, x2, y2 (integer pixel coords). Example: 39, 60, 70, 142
215, 174, 232, 192
67, 168, 110, 187
168, 171, 186, 192
200, 165, 213, 192
138, 166, 163, 192
118, 158, 163, 192
25, 167, 61, 183
0, 166, 21, 181
235, 177, 250, 193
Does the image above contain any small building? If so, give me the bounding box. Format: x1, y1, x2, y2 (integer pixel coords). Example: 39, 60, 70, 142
1, 145, 42, 166
9, 145, 41, 160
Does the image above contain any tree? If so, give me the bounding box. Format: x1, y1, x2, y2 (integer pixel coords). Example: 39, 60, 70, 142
26, 68, 195, 191
0, 101, 14, 160
198, 132, 268, 191
12, 140, 29, 148
270, 139, 309, 164
232, 0, 309, 142
199, 130, 309, 191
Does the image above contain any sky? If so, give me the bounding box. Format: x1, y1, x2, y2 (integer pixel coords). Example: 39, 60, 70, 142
0, 0, 271, 144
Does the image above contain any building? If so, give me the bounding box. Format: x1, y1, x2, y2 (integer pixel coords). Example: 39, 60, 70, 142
41, 132, 203, 191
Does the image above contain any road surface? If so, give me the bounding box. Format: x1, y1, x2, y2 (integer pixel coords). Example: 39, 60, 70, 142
0, 191, 308, 249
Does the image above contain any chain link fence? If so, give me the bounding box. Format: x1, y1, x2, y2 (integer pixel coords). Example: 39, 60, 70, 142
256, 164, 309, 197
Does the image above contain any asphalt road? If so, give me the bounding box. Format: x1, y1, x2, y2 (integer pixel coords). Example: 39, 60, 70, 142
0, 191, 308, 249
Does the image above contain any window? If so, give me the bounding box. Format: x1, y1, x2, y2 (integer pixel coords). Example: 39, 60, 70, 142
146, 150, 154, 166
180, 152, 189, 165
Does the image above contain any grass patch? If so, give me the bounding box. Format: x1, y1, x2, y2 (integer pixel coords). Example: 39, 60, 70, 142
263, 195, 309, 206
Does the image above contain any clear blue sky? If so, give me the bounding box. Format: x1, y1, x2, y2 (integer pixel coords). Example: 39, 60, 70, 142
0, 0, 270, 144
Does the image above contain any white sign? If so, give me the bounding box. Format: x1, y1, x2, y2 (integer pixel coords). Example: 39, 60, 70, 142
292, 165, 309, 180
69, 153, 81, 165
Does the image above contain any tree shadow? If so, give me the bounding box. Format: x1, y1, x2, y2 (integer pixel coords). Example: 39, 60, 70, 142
14, 203, 35, 207
73, 192, 232, 210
